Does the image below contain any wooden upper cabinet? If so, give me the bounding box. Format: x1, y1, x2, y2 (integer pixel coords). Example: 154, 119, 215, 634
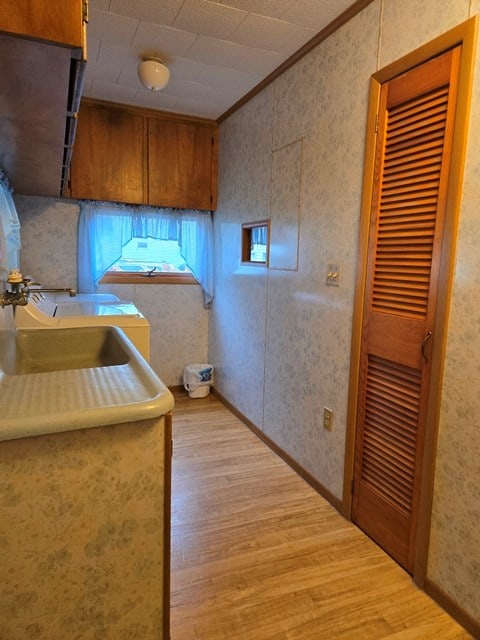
148, 118, 217, 210
0, 0, 86, 197
70, 103, 146, 204
0, 0, 85, 49
69, 100, 218, 210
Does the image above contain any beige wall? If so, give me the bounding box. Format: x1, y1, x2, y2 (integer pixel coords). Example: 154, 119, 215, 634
15, 196, 209, 386
210, 0, 480, 625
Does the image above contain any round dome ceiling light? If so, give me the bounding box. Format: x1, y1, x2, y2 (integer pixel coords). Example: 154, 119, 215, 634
138, 57, 170, 92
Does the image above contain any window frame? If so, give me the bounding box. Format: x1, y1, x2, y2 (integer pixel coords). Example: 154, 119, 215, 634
100, 271, 198, 285
241, 219, 270, 266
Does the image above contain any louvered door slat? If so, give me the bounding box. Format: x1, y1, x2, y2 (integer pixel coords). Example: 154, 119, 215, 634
375, 272, 430, 283
363, 441, 415, 487
382, 179, 440, 195
387, 118, 447, 147
382, 165, 441, 183
388, 103, 447, 131
379, 215, 436, 226
383, 142, 444, 166
378, 228, 435, 239
387, 86, 449, 119
364, 414, 417, 452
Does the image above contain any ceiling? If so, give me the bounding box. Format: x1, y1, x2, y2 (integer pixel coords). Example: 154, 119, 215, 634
83, 0, 357, 121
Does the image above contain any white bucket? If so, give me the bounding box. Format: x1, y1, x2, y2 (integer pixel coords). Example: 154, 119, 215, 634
183, 364, 214, 399
187, 385, 211, 398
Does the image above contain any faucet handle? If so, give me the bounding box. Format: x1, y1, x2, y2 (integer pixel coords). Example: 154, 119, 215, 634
7, 269, 23, 284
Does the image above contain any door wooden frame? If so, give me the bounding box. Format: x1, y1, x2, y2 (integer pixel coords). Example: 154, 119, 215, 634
343, 16, 477, 584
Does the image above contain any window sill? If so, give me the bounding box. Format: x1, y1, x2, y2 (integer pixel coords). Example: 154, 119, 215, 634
100, 272, 199, 285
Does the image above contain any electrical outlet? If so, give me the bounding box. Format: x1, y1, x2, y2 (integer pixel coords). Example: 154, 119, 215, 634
326, 263, 339, 286
323, 407, 333, 431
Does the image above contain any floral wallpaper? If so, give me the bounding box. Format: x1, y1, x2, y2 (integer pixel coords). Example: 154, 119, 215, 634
212, 0, 381, 507
0, 416, 168, 639
209, 87, 273, 428
423, 4, 480, 620
211, 0, 480, 627
14, 196, 209, 386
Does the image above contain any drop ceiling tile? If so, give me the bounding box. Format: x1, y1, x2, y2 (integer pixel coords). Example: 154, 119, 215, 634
282, 0, 354, 30
131, 22, 198, 59
131, 91, 222, 119
117, 62, 146, 90
89, 79, 137, 103
97, 41, 138, 66
88, 0, 111, 10
163, 77, 243, 104
278, 24, 317, 56
87, 8, 139, 45
217, 0, 296, 19
185, 35, 282, 75
84, 58, 123, 84
228, 13, 311, 52
87, 36, 101, 62
172, 0, 247, 39
109, 0, 184, 27
82, 78, 93, 95
170, 57, 262, 91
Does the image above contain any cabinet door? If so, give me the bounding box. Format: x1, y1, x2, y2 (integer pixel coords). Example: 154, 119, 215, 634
70, 104, 146, 204
148, 119, 217, 210
0, 0, 84, 48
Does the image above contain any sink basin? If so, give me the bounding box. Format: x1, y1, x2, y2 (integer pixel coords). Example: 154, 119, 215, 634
0, 323, 174, 443
0, 326, 130, 375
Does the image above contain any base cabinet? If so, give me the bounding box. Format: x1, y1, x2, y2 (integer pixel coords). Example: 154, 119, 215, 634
0, 414, 172, 640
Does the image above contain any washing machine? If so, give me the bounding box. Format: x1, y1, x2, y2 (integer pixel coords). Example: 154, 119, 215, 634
14, 291, 150, 361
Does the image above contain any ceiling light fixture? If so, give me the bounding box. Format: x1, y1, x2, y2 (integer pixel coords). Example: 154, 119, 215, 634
138, 57, 170, 92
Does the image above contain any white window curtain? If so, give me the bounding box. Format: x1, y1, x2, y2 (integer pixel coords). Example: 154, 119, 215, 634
0, 170, 21, 281
77, 202, 214, 307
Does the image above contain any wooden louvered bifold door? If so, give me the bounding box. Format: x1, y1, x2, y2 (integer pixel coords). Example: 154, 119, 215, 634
352, 47, 461, 573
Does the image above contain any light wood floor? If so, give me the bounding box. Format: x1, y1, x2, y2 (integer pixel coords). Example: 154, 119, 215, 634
170, 390, 472, 640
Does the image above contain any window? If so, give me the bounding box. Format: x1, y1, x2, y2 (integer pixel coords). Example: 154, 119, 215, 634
77, 202, 214, 306
105, 237, 193, 275
241, 220, 269, 265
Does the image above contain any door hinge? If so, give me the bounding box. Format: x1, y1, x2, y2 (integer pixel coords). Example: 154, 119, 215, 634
351, 478, 355, 495
211, 136, 215, 146
375, 113, 379, 134
82, 0, 89, 23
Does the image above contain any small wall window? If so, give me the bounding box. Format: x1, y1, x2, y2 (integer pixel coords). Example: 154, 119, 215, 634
241, 220, 270, 265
